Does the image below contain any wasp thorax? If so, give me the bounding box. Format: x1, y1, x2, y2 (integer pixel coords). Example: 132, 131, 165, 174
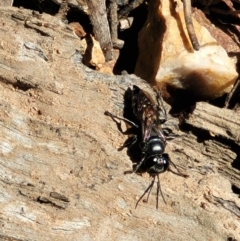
147, 137, 165, 155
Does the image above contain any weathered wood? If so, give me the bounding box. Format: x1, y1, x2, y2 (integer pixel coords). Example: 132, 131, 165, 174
86, 0, 113, 61
108, 0, 124, 49
55, 0, 69, 20
0, 6, 239, 241
184, 102, 240, 145
118, 0, 145, 19
0, 0, 13, 6
225, 78, 240, 109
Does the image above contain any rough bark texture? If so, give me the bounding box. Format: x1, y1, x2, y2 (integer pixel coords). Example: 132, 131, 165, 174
0, 0, 13, 7
86, 0, 113, 61
0, 6, 239, 241
184, 102, 240, 145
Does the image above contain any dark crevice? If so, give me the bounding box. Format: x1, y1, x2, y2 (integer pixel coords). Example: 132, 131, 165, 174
232, 184, 240, 198
66, 6, 92, 33
165, 86, 198, 114
13, 80, 37, 91
209, 93, 228, 108
232, 157, 240, 170
0, 77, 37, 91
113, 3, 148, 74
179, 123, 213, 143
37, 196, 66, 209
13, 0, 60, 15
227, 237, 238, 241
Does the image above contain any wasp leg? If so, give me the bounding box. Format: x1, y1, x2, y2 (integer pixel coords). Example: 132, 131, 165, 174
183, 0, 200, 51
143, 176, 155, 204
165, 135, 178, 141
105, 111, 139, 150
133, 155, 146, 173
135, 177, 155, 209
169, 159, 189, 178
104, 111, 139, 129
118, 135, 137, 151
162, 128, 179, 140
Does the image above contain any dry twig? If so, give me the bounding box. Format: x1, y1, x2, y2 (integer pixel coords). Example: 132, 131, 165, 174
183, 0, 200, 50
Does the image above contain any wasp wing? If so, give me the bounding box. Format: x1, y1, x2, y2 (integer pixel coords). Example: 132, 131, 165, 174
132, 85, 165, 143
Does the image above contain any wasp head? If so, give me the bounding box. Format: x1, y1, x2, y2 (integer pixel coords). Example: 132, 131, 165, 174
146, 154, 170, 174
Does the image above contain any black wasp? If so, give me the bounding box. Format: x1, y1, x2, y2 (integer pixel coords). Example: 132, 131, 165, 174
105, 85, 187, 209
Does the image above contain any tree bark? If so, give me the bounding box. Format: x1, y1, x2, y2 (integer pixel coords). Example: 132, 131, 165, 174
86, 0, 113, 61
184, 102, 240, 145
0, 6, 239, 241
0, 0, 13, 6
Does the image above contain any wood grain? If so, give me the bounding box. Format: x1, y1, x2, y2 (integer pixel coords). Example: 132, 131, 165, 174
86, 0, 113, 61
0, 6, 239, 241
185, 102, 240, 144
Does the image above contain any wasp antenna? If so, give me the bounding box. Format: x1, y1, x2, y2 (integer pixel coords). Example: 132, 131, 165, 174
133, 155, 146, 173
144, 176, 155, 204
157, 175, 166, 209
135, 178, 155, 209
